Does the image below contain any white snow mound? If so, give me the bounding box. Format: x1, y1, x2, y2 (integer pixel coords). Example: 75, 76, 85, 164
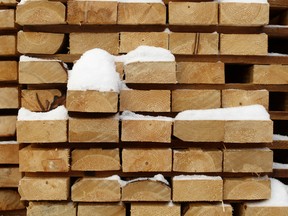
120, 111, 173, 121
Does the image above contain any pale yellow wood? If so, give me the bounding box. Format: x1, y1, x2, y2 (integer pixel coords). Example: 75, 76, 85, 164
67, 1, 117, 24
19, 177, 70, 201
17, 120, 67, 143
169, 33, 219, 55
0, 143, 19, 164
17, 31, 64, 54
173, 177, 223, 202
121, 120, 172, 143
120, 32, 168, 53
0, 9, 15, 29
0, 168, 21, 187
184, 203, 233, 216
0, 61, 17, 82
122, 180, 171, 201
0, 0, 17, 5
239, 205, 288, 216
118, 3, 166, 25
0, 87, 19, 109
66, 90, 118, 113
78, 203, 125, 216
250, 65, 288, 84
27, 202, 76, 216
71, 148, 120, 171
173, 148, 222, 172
219, 3, 269, 26
122, 148, 172, 172
71, 177, 121, 202
169, 2, 218, 25
16, 1, 66, 25
116, 62, 124, 79
224, 148, 273, 173
172, 89, 221, 111
0, 35, 16, 55
177, 62, 225, 84
220, 34, 268, 55
125, 62, 177, 84
69, 33, 119, 54
69, 117, 119, 142
0, 116, 16, 137
0, 190, 25, 210
223, 178, 271, 200
131, 203, 181, 216
222, 89, 269, 110
19, 145, 69, 172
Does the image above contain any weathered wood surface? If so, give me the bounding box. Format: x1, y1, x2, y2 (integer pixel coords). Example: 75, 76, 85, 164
131, 203, 181, 216
78, 203, 125, 216
0, 168, 21, 188
0, 190, 25, 211
0, 116, 17, 137
184, 203, 233, 216
0, 87, 19, 109
250, 65, 288, 84
0, 143, 19, 164
0, 9, 15, 29
239, 205, 288, 216
27, 202, 76, 216
0, 61, 18, 82
0, 0, 17, 5
0, 35, 16, 55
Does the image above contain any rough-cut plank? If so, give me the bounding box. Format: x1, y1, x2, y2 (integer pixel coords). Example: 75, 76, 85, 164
19, 146, 69, 172
120, 32, 168, 53
122, 148, 172, 172
0, 9, 15, 29
222, 89, 269, 110
220, 34, 268, 55
19, 177, 70, 201
219, 3, 269, 26
0, 143, 19, 164
0, 0, 17, 5
0, 116, 16, 137
27, 202, 76, 216
66, 90, 118, 113
0, 87, 19, 109
0, 35, 16, 55
19, 61, 67, 84
223, 148, 273, 173
71, 177, 121, 202
16, 1, 66, 25
239, 205, 288, 216
69, 33, 119, 54
69, 118, 119, 143
17, 31, 64, 54
71, 148, 120, 171
67, 1, 117, 25
131, 203, 181, 216
78, 203, 125, 216
0, 168, 21, 187
118, 3, 166, 25
173, 148, 222, 173
120, 90, 171, 112
121, 120, 172, 143
172, 89, 221, 111
0, 190, 25, 211
0, 61, 17, 82
184, 203, 233, 216
223, 178, 271, 201
122, 180, 171, 201
125, 62, 177, 84
250, 65, 288, 84
169, 2, 218, 25
169, 33, 219, 55
17, 120, 67, 143
177, 62, 225, 84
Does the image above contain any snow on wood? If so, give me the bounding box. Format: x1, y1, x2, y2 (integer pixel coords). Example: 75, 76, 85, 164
120, 111, 172, 121
273, 162, 288, 169
273, 134, 288, 141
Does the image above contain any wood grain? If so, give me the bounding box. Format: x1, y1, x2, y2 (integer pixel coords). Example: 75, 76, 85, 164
250, 65, 288, 84
0, 190, 24, 211
0, 143, 19, 164
78, 203, 125, 216
0, 168, 21, 187
0, 61, 18, 82
0, 87, 19, 109
0, 116, 16, 137
27, 202, 76, 216
131, 203, 181, 216
0, 35, 16, 55
0, 9, 15, 29
184, 203, 233, 216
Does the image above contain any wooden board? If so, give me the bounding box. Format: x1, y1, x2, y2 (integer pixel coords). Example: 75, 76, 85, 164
69, 33, 119, 55
169, 2, 218, 25
69, 117, 119, 143
239, 205, 288, 216
176, 62, 225, 84
220, 34, 268, 55
78, 203, 125, 216
0, 35, 16, 56
121, 120, 172, 143
17, 31, 64, 54
71, 177, 121, 202
17, 120, 67, 143
0, 143, 19, 164
71, 148, 120, 171
125, 62, 177, 84
0, 168, 21, 188
173, 148, 222, 172
184, 203, 233, 216
0, 87, 19, 109
250, 65, 288, 84
27, 202, 76, 216
0, 9, 15, 29
172, 89, 221, 111
16, 1, 66, 25
0, 116, 16, 137
19, 61, 67, 84
0, 190, 25, 211
120, 32, 168, 53
0, 0, 17, 5
131, 203, 181, 216
222, 89, 269, 110
219, 3, 269, 26
0, 61, 17, 82
67, 1, 117, 25
223, 178, 271, 200
169, 33, 219, 55
19, 145, 70, 172
122, 148, 172, 172
66, 90, 118, 113
120, 90, 171, 112
118, 3, 166, 25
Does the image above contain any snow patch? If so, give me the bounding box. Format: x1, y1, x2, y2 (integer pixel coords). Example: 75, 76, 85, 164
273, 134, 288, 141
120, 111, 173, 121
273, 162, 288, 170
173, 175, 222, 180
0, 141, 18, 145
268, 53, 288, 56
20, 55, 68, 69
163, 28, 172, 34
121, 174, 169, 187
